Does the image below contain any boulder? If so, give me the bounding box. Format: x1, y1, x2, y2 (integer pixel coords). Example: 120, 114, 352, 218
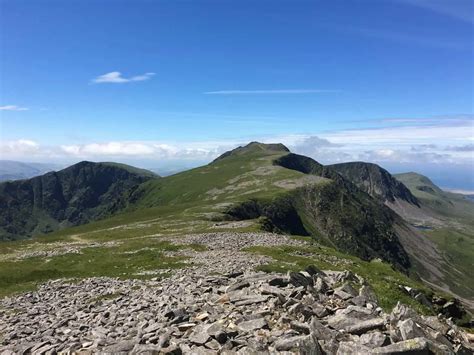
359, 332, 390, 348
344, 317, 385, 335
274, 334, 322, 354
371, 337, 454, 354
398, 319, 426, 340
237, 318, 267, 332
290, 272, 313, 287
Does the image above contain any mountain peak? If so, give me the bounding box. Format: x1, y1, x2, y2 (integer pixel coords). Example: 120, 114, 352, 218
329, 161, 419, 206
213, 142, 290, 162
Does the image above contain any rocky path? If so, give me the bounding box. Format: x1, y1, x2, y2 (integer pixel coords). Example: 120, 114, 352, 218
0, 233, 472, 354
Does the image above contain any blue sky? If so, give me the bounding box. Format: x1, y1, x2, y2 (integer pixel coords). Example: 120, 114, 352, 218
0, 0, 473, 189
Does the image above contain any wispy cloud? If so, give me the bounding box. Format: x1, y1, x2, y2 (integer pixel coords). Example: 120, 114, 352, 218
351, 114, 474, 126
92, 71, 155, 84
0, 105, 29, 111
204, 89, 338, 95
398, 0, 474, 24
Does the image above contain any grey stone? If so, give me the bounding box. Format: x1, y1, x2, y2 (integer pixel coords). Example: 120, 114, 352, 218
190, 325, 211, 345
238, 318, 267, 332
344, 317, 385, 335
290, 272, 313, 287
290, 321, 311, 334
327, 306, 375, 329
371, 337, 453, 354
337, 341, 372, 355
103, 340, 136, 353
310, 318, 339, 341
334, 289, 353, 301
274, 334, 322, 354
314, 277, 329, 294
359, 332, 390, 348
359, 285, 377, 303
398, 319, 426, 340
226, 281, 250, 292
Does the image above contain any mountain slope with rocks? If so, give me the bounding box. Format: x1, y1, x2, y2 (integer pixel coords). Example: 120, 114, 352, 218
129, 144, 412, 271
0, 143, 473, 353
0, 161, 157, 241
328, 162, 419, 206
1, 233, 472, 354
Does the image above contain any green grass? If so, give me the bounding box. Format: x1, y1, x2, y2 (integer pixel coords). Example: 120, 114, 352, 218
0, 238, 193, 298
1, 146, 470, 321
245, 242, 433, 314
423, 228, 474, 299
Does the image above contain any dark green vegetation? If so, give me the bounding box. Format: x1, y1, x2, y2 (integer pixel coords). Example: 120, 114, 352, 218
0, 161, 157, 241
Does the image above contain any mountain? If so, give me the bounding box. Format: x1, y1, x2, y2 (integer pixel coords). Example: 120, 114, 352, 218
0, 142, 472, 328
0, 161, 157, 241
1, 143, 472, 306
394, 172, 474, 306
328, 162, 419, 205
327, 162, 442, 227
128, 143, 411, 270
0, 160, 62, 182
395, 172, 474, 220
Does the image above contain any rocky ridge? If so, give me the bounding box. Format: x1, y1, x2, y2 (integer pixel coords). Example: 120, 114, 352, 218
1, 233, 473, 354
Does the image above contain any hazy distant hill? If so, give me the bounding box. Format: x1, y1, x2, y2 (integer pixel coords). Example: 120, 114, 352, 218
395, 172, 474, 220
0, 160, 62, 182
0, 161, 157, 241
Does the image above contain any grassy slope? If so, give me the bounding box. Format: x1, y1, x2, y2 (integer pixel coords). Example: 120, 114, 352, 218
395, 172, 474, 302
0, 148, 467, 318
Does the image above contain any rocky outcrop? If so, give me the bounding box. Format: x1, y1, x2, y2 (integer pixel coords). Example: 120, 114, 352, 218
328, 162, 419, 206
227, 153, 412, 271
0, 233, 471, 354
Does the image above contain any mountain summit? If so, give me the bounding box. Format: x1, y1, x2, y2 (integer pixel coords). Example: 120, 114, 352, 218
213, 142, 290, 162
0, 161, 156, 240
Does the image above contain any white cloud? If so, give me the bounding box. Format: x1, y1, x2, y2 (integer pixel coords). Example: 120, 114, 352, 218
57, 141, 233, 160
0, 105, 29, 111
0, 139, 40, 155
2, 115, 473, 168
92, 72, 155, 84
204, 89, 338, 95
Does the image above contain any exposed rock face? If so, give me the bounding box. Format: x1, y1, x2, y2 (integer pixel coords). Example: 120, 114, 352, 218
225, 153, 413, 271
0, 161, 156, 241
1, 233, 471, 354
328, 162, 420, 206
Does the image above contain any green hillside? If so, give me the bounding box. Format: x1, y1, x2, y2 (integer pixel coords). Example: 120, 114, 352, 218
395, 172, 474, 304
394, 172, 474, 221
0, 161, 157, 241
0, 143, 472, 319
124, 143, 411, 270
